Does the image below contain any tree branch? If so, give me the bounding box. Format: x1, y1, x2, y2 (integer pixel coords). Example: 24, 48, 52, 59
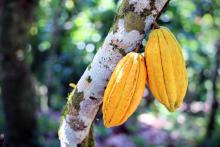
59, 0, 170, 146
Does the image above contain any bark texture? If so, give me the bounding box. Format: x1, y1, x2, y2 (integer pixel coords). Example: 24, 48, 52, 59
59, 0, 169, 146
0, 0, 39, 146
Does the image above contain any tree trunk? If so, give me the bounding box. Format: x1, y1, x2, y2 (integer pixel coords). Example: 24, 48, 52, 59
45, 0, 65, 109
205, 39, 220, 146
0, 0, 39, 146
59, 0, 170, 146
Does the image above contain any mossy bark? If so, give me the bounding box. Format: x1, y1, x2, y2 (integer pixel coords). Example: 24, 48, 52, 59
78, 124, 95, 147
110, 0, 152, 34
0, 0, 39, 146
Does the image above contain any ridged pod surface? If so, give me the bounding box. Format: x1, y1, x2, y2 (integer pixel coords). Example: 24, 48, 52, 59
102, 52, 147, 128
145, 27, 188, 112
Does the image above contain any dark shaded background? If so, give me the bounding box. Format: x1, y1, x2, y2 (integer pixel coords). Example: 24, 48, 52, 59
0, 0, 220, 146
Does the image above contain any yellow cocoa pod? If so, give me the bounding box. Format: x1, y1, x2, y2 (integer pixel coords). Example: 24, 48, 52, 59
145, 27, 188, 112
102, 52, 147, 128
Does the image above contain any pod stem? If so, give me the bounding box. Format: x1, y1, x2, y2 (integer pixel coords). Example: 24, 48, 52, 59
152, 21, 160, 29
134, 43, 141, 53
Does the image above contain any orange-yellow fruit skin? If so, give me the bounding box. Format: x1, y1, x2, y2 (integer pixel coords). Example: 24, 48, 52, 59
145, 27, 188, 112
102, 52, 147, 128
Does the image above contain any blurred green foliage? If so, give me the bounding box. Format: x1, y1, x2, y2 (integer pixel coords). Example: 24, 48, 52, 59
0, 0, 220, 146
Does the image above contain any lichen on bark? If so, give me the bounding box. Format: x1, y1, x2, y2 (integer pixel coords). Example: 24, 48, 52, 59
110, 0, 130, 33
109, 19, 119, 33
124, 12, 145, 32
110, 0, 154, 34
110, 39, 127, 56
69, 88, 84, 112
68, 117, 87, 131
118, 0, 130, 16
79, 124, 95, 147
59, 88, 85, 132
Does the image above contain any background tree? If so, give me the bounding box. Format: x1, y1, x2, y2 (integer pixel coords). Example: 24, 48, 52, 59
0, 0, 39, 146
205, 39, 220, 146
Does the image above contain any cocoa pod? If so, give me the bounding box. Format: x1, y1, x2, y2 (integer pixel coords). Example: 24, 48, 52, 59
145, 27, 188, 112
102, 52, 147, 128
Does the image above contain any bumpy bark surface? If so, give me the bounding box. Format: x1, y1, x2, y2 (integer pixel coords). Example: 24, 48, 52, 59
0, 0, 39, 146
59, 0, 169, 146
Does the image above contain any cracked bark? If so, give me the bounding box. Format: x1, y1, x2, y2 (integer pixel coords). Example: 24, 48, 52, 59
59, 0, 170, 146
